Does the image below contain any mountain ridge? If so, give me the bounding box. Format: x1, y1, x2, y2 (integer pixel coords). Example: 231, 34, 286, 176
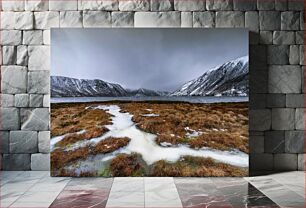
171, 56, 249, 96
51, 56, 248, 98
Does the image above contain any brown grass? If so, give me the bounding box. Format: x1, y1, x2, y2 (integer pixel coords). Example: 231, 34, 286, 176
109, 153, 145, 177
56, 127, 109, 148
151, 156, 248, 177
51, 147, 91, 171
119, 102, 248, 153
51, 103, 112, 137
94, 137, 130, 154
51, 137, 131, 171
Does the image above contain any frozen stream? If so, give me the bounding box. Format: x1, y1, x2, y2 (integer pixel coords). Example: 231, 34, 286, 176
52, 105, 248, 168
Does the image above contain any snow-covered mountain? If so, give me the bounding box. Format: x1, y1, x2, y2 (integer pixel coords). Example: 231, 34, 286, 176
51, 76, 128, 97
51, 76, 168, 97
127, 88, 169, 97
171, 56, 249, 96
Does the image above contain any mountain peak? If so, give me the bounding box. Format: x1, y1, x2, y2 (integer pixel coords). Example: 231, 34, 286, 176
171, 56, 249, 97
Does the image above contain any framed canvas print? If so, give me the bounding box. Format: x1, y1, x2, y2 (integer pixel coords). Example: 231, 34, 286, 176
50, 28, 249, 177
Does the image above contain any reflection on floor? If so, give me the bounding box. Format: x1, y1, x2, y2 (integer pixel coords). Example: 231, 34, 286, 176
1, 171, 304, 208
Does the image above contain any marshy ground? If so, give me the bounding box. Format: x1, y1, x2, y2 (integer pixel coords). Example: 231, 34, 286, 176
51, 101, 248, 177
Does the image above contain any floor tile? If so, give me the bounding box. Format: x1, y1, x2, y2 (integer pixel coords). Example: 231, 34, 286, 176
50, 190, 109, 208
247, 176, 305, 207
111, 177, 144, 192
175, 179, 230, 208
145, 189, 182, 208
9, 191, 60, 208
106, 191, 144, 208
65, 178, 113, 190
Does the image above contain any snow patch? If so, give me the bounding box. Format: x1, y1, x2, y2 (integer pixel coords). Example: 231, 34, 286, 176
67, 105, 248, 168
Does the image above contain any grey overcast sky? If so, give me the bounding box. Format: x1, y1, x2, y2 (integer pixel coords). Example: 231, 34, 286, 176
51, 28, 248, 92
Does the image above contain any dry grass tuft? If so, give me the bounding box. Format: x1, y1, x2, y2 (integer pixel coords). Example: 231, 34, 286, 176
51, 137, 130, 172
51, 103, 112, 137
56, 127, 109, 148
51, 147, 91, 171
119, 102, 248, 153
151, 156, 247, 177
94, 137, 130, 154
109, 153, 145, 177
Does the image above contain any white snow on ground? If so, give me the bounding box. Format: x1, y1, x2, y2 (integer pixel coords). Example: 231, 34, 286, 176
185, 127, 203, 138
160, 142, 173, 147
141, 113, 159, 117
67, 105, 248, 168
50, 130, 86, 150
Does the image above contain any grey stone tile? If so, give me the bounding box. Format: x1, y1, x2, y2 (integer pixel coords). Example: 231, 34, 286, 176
31, 153, 50, 170
281, 11, 300, 30
273, 31, 295, 45
295, 108, 304, 130
264, 131, 285, 153
272, 108, 295, 130
298, 154, 305, 170
275, 0, 287, 11
288, 0, 304, 11
0, 94, 14, 107
83, 11, 112, 27
249, 109, 271, 131
249, 135, 264, 153
0, 131, 9, 153
2, 46, 17, 65
286, 94, 304, 108
249, 93, 266, 109
3, 154, 31, 170
174, 0, 205, 11
259, 11, 281, 30
274, 153, 298, 170
206, 0, 233, 10
216, 11, 244, 27
289, 45, 300, 64
0, 108, 20, 130
268, 65, 301, 93
285, 130, 304, 153
38, 131, 50, 153
29, 94, 44, 107
193, 11, 215, 28
21, 108, 49, 131
1, 66, 27, 94
259, 31, 272, 44
28, 71, 50, 94
257, 0, 274, 10
233, 0, 256, 10
267, 45, 289, 64
112, 12, 134, 27
151, 0, 173, 11
249, 153, 273, 171
15, 94, 29, 107
266, 93, 286, 108
9, 131, 38, 153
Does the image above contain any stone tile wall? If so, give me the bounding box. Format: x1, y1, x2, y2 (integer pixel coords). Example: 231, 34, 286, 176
0, 0, 304, 174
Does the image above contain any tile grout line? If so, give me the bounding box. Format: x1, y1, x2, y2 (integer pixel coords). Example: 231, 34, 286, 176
245, 177, 303, 208
270, 177, 305, 198
172, 177, 184, 208
48, 177, 73, 207
7, 173, 48, 207
143, 177, 145, 208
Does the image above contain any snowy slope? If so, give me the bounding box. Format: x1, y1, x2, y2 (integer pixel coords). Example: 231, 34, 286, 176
51, 76, 128, 97
171, 56, 249, 96
51, 76, 169, 97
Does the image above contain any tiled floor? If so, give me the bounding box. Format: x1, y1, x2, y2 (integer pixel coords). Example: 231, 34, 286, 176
1, 171, 304, 208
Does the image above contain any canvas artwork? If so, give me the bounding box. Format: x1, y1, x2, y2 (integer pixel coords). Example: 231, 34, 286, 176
50, 28, 249, 177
